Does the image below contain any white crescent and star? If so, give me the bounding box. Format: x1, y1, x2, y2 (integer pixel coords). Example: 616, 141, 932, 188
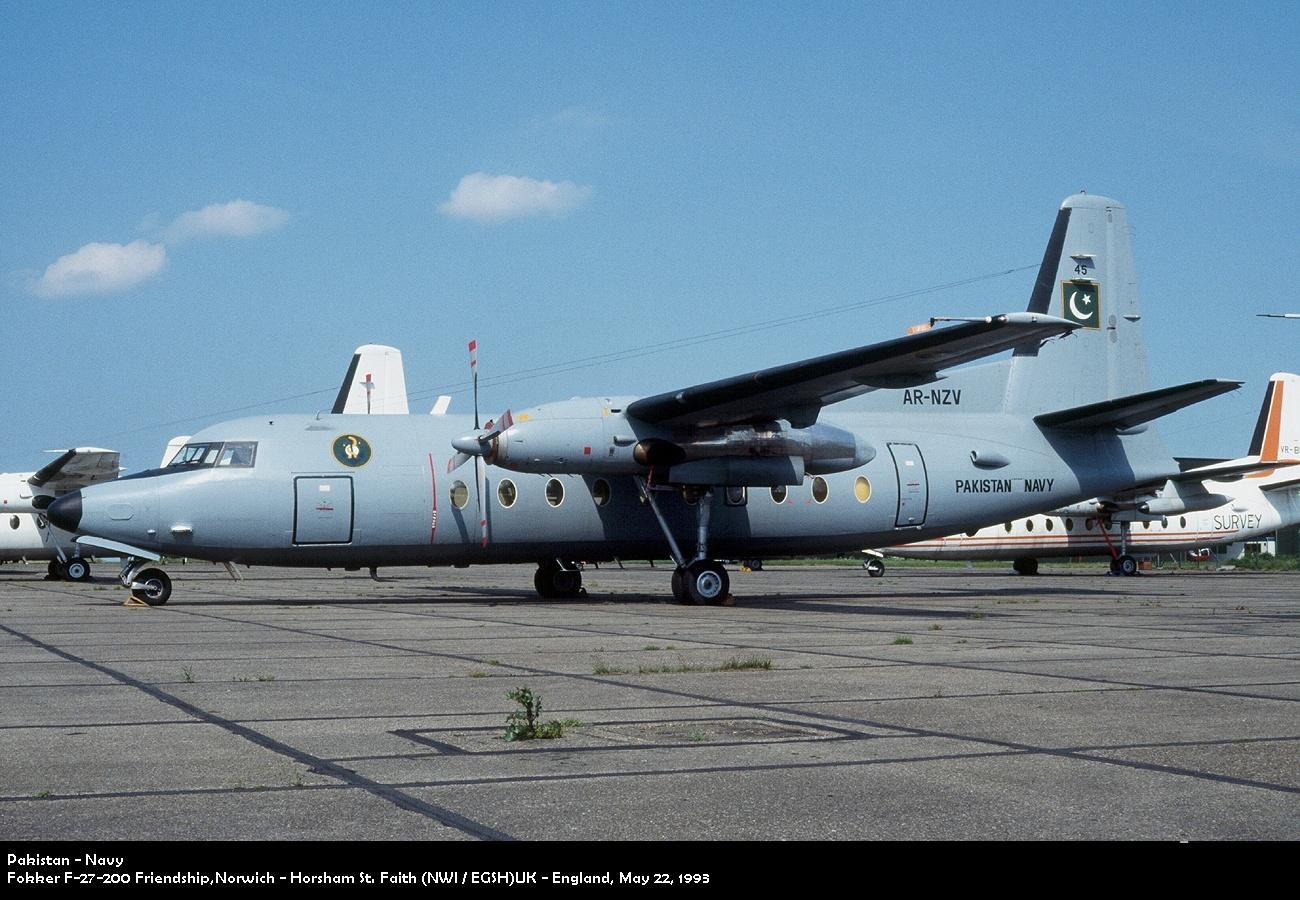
1068, 289, 1094, 321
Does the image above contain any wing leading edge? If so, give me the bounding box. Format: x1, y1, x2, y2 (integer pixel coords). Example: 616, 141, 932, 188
626, 312, 1077, 428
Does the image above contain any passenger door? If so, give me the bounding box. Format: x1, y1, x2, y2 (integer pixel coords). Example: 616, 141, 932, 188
293, 476, 354, 544
888, 443, 929, 528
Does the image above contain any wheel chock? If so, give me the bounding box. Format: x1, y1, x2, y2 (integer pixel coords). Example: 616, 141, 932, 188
123, 595, 151, 608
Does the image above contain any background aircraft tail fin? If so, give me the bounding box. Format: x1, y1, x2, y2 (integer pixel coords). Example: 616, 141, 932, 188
1003, 193, 1151, 415
331, 344, 410, 415
1248, 372, 1300, 464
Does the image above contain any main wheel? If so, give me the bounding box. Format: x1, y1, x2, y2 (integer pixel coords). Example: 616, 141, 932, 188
1117, 554, 1139, 577
685, 560, 729, 605
46, 559, 66, 581
64, 558, 91, 582
1012, 557, 1039, 576
863, 557, 885, 578
130, 568, 172, 606
534, 562, 582, 599
670, 568, 691, 604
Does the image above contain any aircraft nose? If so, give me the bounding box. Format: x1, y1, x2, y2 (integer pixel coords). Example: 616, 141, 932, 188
47, 491, 83, 532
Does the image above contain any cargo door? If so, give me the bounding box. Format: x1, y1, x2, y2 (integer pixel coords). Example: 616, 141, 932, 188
888, 443, 929, 528
294, 476, 353, 544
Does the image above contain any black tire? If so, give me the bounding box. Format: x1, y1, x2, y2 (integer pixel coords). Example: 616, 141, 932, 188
534, 562, 582, 599
685, 560, 729, 605
670, 568, 692, 604
1012, 557, 1039, 576
46, 559, 66, 581
864, 557, 885, 578
743, 559, 763, 571
1117, 554, 1139, 577
131, 568, 172, 606
64, 559, 91, 582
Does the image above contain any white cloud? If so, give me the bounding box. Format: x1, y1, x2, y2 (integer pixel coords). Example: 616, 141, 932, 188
439, 173, 592, 223
163, 199, 290, 242
34, 240, 166, 298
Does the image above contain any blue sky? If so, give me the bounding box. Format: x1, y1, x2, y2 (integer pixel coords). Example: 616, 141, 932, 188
2, 1, 1296, 470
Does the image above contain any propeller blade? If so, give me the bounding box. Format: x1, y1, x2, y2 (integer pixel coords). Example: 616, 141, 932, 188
468, 339, 480, 430
475, 455, 488, 548
447, 451, 472, 474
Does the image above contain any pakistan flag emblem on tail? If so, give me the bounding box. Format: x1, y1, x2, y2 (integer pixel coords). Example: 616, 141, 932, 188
1062, 279, 1101, 329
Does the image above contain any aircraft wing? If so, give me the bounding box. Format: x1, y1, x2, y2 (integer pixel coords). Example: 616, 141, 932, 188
625, 312, 1077, 428
1169, 457, 1300, 484
27, 448, 121, 492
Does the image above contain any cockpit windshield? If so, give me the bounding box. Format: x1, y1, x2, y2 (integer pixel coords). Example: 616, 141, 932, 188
167, 441, 257, 469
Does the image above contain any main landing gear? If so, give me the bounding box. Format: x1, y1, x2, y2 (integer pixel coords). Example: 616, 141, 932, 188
46, 558, 92, 582
1099, 518, 1140, 577
637, 479, 732, 605
1012, 556, 1039, 576
534, 559, 585, 599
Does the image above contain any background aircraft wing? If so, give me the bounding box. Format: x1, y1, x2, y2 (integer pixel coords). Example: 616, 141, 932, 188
626, 312, 1076, 428
27, 448, 120, 492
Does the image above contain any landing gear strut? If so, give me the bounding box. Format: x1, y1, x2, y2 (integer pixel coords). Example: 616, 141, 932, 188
637, 479, 731, 605
534, 560, 584, 599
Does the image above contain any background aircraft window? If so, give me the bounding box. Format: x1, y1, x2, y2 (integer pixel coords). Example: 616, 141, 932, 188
965, 529, 978, 537
545, 478, 564, 507
724, 486, 747, 506
854, 476, 872, 503
770, 485, 787, 503
1065, 518, 1075, 531
8, 515, 18, 530
216, 441, 257, 468
1003, 522, 1012, 532
1180, 516, 1187, 528
1161, 517, 1168, 528
1045, 519, 1054, 531
1085, 518, 1095, 531
450, 481, 469, 510
591, 479, 611, 507
1142, 520, 1151, 529
1025, 519, 1034, 532
811, 477, 828, 503
497, 479, 517, 508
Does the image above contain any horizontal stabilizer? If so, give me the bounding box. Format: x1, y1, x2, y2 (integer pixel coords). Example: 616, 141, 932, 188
628, 312, 1077, 428
1034, 380, 1240, 431
1262, 472, 1300, 492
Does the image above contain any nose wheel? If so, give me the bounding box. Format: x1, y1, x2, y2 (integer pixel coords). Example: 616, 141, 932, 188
119, 561, 173, 606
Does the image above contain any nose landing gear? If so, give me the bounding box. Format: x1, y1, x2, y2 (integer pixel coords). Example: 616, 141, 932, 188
120, 560, 172, 606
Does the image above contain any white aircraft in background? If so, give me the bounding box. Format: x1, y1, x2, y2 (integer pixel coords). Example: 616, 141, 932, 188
2, 344, 416, 582
1258, 313, 1300, 319
1, 448, 121, 580
882, 372, 1300, 576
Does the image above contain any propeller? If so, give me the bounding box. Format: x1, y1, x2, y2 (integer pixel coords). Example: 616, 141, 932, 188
445, 340, 511, 548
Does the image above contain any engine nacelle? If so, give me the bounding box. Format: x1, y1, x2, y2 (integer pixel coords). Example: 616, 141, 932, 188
1139, 494, 1229, 516
491, 397, 874, 484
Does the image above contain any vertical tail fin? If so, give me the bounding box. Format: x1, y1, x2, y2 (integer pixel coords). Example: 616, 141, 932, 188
1004, 193, 1151, 414
331, 344, 410, 415
1248, 373, 1300, 464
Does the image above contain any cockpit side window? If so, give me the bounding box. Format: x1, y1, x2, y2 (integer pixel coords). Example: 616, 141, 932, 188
216, 441, 258, 468
168, 442, 224, 468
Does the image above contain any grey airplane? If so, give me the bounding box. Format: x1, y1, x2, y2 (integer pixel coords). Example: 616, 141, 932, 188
49, 193, 1239, 606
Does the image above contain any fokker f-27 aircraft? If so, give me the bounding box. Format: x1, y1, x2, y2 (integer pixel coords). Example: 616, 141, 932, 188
50, 194, 1240, 605
883, 372, 1300, 575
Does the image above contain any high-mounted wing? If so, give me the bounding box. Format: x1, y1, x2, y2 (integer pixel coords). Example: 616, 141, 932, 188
27, 448, 121, 493
625, 312, 1077, 428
